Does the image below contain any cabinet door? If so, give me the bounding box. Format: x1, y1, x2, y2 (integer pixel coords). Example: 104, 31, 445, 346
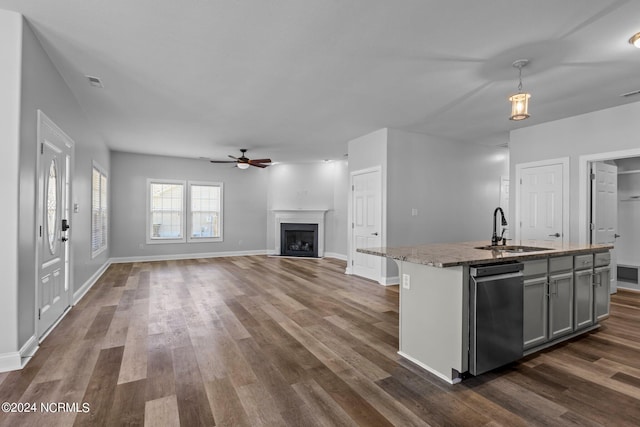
549, 272, 574, 340
523, 276, 548, 349
574, 269, 594, 330
594, 267, 611, 321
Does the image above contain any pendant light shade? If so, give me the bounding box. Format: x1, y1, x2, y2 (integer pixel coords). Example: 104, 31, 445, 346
509, 59, 531, 121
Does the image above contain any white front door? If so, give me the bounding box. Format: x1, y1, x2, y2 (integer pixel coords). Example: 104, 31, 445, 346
591, 161, 618, 293
519, 163, 565, 243
37, 112, 73, 338
351, 168, 382, 282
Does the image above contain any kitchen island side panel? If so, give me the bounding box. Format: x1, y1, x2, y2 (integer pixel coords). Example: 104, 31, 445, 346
398, 261, 466, 382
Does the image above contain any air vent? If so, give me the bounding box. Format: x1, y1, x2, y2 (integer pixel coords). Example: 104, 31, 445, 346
86, 75, 104, 88
620, 89, 640, 98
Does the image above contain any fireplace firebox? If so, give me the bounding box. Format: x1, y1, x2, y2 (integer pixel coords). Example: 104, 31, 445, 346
280, 223, 318, 257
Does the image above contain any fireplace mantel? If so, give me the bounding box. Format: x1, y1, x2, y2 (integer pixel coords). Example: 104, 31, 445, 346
272, 210, 327, 257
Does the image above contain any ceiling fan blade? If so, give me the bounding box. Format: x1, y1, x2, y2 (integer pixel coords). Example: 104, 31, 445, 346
210, 160, 237, 164
228, 155, 239, 160
250, 163, 268, 168
249, 158, 272, 164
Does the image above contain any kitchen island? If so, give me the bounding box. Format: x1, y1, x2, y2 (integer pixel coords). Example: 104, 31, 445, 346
358, 240, 613, 383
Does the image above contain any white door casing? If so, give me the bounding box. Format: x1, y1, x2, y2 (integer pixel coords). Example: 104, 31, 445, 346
351, 168, 382, 282
516, 159, 569, 244
36, 111, 73, 338
591, 161, 618, 293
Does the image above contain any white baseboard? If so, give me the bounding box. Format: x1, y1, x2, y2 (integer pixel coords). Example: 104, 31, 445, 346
324, 252, 347, 261
110, 249, 268, 264
74, 260, 112, 305
380, 276, 399, 286
398, 351, 458, 384
0, 334, 38, 373
0, 351, 21, 373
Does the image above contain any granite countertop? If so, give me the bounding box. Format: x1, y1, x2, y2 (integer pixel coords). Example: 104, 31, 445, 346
357, 240, 613, 268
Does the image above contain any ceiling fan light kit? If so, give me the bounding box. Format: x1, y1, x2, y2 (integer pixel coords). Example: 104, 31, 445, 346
209, 148, 272, 169
508, 59, 531, 121
630, 31, 640, 48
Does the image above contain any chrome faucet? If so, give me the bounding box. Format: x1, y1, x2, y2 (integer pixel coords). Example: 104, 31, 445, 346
491, 207, 508, 246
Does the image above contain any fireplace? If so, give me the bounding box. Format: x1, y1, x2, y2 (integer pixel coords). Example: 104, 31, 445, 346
280, 223, 318, 257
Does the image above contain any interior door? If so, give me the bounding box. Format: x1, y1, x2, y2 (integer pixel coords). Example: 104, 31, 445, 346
519, 163, 564, 243
37, 112, 73, 337
591, 161, 618, 293
351, 168, 382, 282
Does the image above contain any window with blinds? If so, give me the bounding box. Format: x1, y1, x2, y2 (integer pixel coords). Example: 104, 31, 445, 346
188, 182, 223, 242
146, 179, 223, 244
91, 164, 108, 257
149, 181, 185, 242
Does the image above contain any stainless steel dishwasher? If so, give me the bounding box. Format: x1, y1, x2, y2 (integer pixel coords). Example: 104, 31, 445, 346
469, 262, 524, 376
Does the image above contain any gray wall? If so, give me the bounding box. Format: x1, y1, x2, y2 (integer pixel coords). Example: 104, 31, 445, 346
387, 129, 509, 246
509, 101, 640, 242
17, 19, 110, 348
110, 151, 269, 258
266, 160, 349, 257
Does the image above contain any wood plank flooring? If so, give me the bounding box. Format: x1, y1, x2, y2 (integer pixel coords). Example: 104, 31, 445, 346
1, 256, 640, 426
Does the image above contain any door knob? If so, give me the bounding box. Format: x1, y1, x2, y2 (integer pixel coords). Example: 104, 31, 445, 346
61, 237, 68, 242
548, 233, 561, 238
371, 232, 379, 236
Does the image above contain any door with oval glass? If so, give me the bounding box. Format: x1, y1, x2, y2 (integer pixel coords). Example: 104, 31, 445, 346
37, 111, 73, 338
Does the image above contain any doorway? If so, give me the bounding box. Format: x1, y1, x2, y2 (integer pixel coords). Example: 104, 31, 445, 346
580, 148, 640, 294
515, 158, 569, 244
350, 167, 382, 283
36, 111, 73, 339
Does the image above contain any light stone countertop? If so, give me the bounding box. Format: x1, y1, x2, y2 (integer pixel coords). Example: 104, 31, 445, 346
357, 240, 613, 268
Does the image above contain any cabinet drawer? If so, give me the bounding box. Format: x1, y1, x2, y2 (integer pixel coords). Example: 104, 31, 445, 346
523, 259, 547, 277
549, 256, 572, 273
574, 254, 593, 270
595, 252, 611, 267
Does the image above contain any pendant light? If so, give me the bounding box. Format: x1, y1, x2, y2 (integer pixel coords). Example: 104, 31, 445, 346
508, 59, 531, 121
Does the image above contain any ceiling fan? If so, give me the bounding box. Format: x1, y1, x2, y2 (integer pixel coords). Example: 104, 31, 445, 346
209, 148, 272, 169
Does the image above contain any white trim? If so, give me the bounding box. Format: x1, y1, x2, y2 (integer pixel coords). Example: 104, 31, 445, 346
349, 166, 384, 283
110, 249, 268, 264
91, 161, 108, 258
35, 110, 75, 340
578, 147, 640, 244
147, 178, 187, 244
187, 181, 224, 243
514, 157, 570, 243
380, 275, 399, 286
397, 351, 458, 385
0, 334, 38, 373
73, 260, 112, 305
324, 252, 347, 261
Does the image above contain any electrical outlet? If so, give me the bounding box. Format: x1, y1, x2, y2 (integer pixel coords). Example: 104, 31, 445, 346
402, 273, 411, 289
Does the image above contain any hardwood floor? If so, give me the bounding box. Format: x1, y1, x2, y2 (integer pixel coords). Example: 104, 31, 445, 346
1, 256, 640, 426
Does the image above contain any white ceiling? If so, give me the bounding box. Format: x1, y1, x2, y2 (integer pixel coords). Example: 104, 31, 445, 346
2, 0, 640, 163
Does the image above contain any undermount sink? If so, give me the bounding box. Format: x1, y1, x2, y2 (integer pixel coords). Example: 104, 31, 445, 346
475, 245, 553, 253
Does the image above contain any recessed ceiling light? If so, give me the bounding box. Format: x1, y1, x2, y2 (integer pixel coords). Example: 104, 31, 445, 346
86, 75, 104, 88
629, 32, 640, 48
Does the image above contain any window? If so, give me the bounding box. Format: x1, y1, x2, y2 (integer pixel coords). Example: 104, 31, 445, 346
188, 182, 223, 242
147, 180, 223, 244
91, 163, 108, 257
148, 180, 185, 243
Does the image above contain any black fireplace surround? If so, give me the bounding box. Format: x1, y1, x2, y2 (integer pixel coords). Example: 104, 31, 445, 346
280, 223, 318, 257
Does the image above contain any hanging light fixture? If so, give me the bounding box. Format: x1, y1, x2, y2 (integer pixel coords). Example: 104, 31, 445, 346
629, 31, 640, 48
508, 59, 531, 121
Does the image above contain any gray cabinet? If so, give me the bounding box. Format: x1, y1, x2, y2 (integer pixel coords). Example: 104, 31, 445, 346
574, 254, 594, 331
523, 275, 548, 349
594, 266, 611, 321
548, 271, 573, 340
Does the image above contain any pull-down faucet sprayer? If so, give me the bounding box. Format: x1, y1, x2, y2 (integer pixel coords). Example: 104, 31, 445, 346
491, 207, 508, 246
